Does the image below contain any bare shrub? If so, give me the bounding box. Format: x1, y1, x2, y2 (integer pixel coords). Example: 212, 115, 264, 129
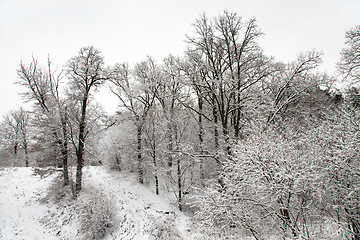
74, 187, 118, 239
149, 214, 182, 240
41, 177, 117, 239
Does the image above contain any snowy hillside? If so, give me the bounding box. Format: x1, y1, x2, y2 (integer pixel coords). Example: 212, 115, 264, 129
0, 167, 203, 240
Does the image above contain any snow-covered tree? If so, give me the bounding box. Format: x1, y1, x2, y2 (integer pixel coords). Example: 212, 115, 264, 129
186, 10, 271, 154
195, 128, 325, 239
338, 25, 360, 84
66, 46, 108, 195
0, 108, 30, 166
307, 105, 360, 239
109, 58, 159, 184
17, 56, 70, 184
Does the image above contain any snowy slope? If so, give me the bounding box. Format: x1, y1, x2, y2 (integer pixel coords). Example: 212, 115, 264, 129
0, 166, 203, 240
0, 167, 58, 239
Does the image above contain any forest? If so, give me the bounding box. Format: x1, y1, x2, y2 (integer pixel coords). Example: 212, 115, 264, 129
1, 10, 360, 239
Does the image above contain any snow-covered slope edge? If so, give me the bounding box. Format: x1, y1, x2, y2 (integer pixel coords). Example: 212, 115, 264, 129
0, 166, 203, 240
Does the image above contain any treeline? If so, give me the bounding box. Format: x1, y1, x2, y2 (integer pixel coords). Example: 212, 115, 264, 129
1, 10, 360, 239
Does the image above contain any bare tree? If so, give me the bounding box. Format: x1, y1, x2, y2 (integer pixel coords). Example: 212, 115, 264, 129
12, 108, 30, 167
109, 59, 159, 184
338, 25, 360, 84
187, 11, 271, 156
17, 56, 70, 185
143, 107, 160, 194
1, 113, 20, 156
1, 108, 30, 166
66, 46, 107, 194
264, 51, 323, 128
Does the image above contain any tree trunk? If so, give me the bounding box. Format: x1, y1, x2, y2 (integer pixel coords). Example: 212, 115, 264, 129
174, 125, 182, 211
233, 105, 242, 140
24, 140, 29, 167
212, 97, 219, 151
278, 198, 297, 237
14, 142, 18, 155
152, 124, 159, 195
75, 97, 87, 195
167, 116, 173, 169
137, 125, 144, 184
222, 123, 231, 156
153, 148, 159, 195
61, 146, 69, 186
115, 151, 121, 170
198, 95, 205, 185
177, 156, 182, 211
61, 112, 69, 186
233, 74, 243, 140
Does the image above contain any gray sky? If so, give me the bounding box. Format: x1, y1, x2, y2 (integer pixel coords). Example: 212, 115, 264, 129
1, 0, 359, 116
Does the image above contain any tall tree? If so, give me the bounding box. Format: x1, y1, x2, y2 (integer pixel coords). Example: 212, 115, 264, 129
109, 59, 159, 184
66, 46, 107, 194
17, 56, 70, 185
187, 11, 271, 155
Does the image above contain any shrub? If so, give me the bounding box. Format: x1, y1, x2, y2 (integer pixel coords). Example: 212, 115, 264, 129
149, 214, 182, 240
41, 177, 117, 240
75, 188, 117, 239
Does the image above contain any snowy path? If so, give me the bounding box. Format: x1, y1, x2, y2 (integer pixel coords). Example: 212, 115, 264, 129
0, 168, 57, 240
82, 166, 199, 240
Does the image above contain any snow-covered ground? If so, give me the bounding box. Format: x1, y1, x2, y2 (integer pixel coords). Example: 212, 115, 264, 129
0, 166, 203, 240
0, 167, 59, 239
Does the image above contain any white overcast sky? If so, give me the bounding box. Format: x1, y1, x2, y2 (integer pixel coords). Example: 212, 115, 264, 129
0, 0, 359, 116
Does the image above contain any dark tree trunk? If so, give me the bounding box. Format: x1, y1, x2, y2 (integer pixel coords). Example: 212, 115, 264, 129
233, 105, 242, 140
222, 122, 231, 156
198, 96, 204, 151
61, 146, 69, 185
14, 142, 18, 155
167, 117, 173, 168
197, 95, 205, 185
177, 156, 182, 211
174, 125, 182, 211
278, 197, 297, 237
115, 152, 121, 170
137, 125, 144, 184
75, 97, 87, 195
151, 125, 159, 195
153, 149, 159, 195
24, 140, 29, 167
60, 112, 69, 186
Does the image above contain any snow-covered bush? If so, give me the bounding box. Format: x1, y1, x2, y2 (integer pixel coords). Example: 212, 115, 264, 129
149, 214, 182, 240
306, 106, 360, 239
194, 129, 329, 239
75, 187, 118, 239
41, 176, 117, 240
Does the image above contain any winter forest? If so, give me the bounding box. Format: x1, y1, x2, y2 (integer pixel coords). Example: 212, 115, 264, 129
1, 10, 360, 239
